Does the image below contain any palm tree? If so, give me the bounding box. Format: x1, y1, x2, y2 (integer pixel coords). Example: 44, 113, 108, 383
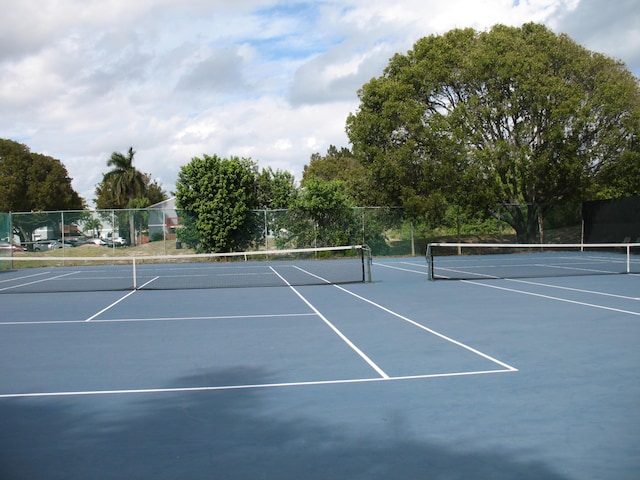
104, 147, 146, 208
103, 147, 146, 245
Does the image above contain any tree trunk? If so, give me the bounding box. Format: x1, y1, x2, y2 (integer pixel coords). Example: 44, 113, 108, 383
502, 204, 540, 243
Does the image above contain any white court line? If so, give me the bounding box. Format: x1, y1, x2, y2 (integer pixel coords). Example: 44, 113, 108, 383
332, 284, 518, 372
290, 264, 516, 372
270, 266, 390, 379
0, 368, 514, 399
373, 262, 427, 275
84, 276, 160, 321
85, 289, 139, 321
0, 313, 317, 326
463, 280, 640, 316
435, 267, 498, 280
0, 271, 81, 292
90, 313, 316, 323
507, 278, 640, 301
540, 263, 619, 275
0, 271, 50, 284
0, 268, 521, 399
434, 258, 630, 279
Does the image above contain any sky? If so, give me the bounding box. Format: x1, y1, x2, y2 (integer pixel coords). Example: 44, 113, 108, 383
1, 0, 639, 205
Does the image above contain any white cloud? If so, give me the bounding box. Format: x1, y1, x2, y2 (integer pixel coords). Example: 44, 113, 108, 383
551, 0, 640, 71
1, 0, 638, 205
289, 42, 393, 105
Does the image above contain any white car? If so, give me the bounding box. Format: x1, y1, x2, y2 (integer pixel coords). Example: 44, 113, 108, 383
112, 236, 127, 246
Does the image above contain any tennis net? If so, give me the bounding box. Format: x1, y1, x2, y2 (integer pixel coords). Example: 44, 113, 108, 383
426, 242, 640, 280
0, 245, 371, 293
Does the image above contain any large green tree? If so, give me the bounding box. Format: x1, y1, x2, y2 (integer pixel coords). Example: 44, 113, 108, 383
277, 179, 356, 248
347, 23, 640, 242
0, 139, 84, 245
0, 139, 83, 213
175, 154, 259, 253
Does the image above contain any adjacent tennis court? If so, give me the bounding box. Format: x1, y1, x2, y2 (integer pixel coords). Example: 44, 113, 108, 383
1, 250, 638, 479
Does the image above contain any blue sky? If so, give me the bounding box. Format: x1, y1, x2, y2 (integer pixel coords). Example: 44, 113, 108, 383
1, 0, 638, 204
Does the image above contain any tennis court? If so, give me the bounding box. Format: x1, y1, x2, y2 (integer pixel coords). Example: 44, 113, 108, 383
1, 249, 639, 479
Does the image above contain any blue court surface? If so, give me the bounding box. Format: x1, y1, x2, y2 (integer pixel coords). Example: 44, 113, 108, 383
1, 256, 639, 479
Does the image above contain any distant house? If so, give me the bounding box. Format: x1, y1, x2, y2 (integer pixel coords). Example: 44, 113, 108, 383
148, 197, 181, 240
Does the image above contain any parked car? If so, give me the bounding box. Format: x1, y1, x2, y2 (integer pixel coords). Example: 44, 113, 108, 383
50, 239, 76, 249
68, 237, 89, 246
0, 241, 25, 252
89, 238, 106, 245
33, 240, 55, 251
104, 236, 128, 247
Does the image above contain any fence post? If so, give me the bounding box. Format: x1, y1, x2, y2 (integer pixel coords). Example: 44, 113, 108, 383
61, 211, 65, 259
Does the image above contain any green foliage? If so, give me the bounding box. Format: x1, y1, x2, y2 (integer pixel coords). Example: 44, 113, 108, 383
353, 207, 403, 255
175, 210, 201, 249
256, 167, 296, 209
347, 23, 640, 242
145, 177, 168, 206
302, 146, 374, 205
440, 205, 504, 236
83, 216, 103, 238
591, 149, 640, 199
94, 147, 168, 245
276, 179, 357, 248
0, 139, 84, 213
96, 148, 146, 208
95, 147, 167, 210
175, 154, 259, 253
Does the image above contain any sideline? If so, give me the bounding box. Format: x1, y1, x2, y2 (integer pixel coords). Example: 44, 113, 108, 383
464, 280, 640, 316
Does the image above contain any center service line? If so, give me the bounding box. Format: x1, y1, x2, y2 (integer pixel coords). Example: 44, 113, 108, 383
268, 266, 390, 379
85, 289, 139, 321
85, 277, 161, 321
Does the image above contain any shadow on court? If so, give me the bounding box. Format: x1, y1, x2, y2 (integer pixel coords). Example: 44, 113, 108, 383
0, 368, 570, 480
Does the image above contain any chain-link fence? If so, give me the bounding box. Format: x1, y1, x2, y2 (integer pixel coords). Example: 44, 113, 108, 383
0, 212, 11, 259
0, 201, 585, 260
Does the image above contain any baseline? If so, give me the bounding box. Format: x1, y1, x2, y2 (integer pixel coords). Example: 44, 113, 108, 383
0, 368, 515, 399
0, 313, 317, 326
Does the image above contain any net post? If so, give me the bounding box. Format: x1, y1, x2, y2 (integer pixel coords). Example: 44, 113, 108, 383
132, 257, 137, 290
362, 245, 372, 283
626, 244, 630, 274
426, 243, 434, 281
